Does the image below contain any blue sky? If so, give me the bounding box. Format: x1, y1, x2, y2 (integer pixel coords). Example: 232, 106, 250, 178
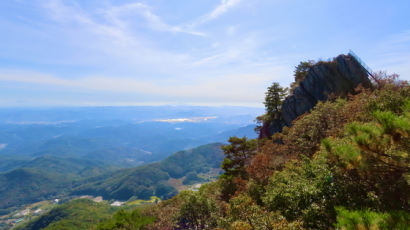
0, 0, 409, 107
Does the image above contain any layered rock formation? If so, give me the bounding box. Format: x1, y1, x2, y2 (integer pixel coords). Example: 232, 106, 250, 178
260, 54, 371, 138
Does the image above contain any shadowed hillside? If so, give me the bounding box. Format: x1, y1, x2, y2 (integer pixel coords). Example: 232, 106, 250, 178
71, 143, 224, 201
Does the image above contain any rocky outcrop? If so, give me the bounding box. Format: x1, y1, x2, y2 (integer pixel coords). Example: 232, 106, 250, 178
260, 54, 371, 138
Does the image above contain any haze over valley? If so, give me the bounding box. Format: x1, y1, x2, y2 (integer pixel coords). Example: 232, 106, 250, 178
0, 106, 261, 168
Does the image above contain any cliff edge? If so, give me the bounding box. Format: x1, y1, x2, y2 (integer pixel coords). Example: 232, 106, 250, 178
260, 54, 372, 138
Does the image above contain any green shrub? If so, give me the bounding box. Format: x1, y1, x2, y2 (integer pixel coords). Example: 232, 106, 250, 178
322, 99, 410, 210
263, 155, 337, 229
335, 207, 410, 230
175, 190, 219, 229
97, 209, 155, 230
224, 193, 305, 230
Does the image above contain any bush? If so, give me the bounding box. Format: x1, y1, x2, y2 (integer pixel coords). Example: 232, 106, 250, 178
263, 155, 337, 229
335, 207, 410, 230
322, 98, 410, 210
284, 99, 348, 157
224, 193, 305, 230
97, 209, 155, 230
175, 191, 218, 229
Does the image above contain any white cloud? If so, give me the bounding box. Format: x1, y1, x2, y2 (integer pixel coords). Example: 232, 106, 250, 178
198, 0, 242, 25
39, 0, 198, 74
44, 0, 242, 35
43, 0, 136, 45
0, 67, 286, 105
44, 0, 204, 37
0, 144, 7, 151
102, 2, 205, 36
208, 0, 241, 20
41, 1, 265, 69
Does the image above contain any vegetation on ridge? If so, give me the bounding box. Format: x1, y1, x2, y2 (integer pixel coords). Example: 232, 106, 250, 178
130, 67, 409, 229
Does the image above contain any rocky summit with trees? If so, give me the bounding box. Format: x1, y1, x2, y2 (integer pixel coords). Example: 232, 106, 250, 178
137, 54, 409, 230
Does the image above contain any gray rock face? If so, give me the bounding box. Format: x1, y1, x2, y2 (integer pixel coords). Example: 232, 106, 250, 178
261, 54, 371, 138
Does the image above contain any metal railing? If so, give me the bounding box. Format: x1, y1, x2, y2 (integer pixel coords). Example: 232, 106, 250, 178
348, 50, 378, 83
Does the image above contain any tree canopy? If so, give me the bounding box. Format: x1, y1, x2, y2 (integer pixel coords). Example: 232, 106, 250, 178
264, 82, 288, 119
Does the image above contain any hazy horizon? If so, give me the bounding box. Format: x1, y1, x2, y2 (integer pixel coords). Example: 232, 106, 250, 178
0, 103, 265, 109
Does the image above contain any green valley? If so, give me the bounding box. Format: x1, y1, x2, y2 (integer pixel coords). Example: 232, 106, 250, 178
71, 143, 224, 201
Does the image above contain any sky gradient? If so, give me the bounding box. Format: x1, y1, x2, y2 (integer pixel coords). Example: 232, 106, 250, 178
0, 0, 409, 107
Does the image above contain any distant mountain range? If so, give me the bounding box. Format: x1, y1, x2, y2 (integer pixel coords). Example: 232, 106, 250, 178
0, 106, 262, 124
0, 106, 260, 167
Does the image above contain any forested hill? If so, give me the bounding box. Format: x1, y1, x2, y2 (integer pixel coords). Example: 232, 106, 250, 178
0, 156, 113, 215
71, 143, 224, 201
0, 143, 224, 219
4, 143, 225, 229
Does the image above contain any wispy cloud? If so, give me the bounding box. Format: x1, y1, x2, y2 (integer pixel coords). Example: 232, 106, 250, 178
43, 0, 136, 45
206, 0, 242, 21
194, 0, 242, 26
0, 0, 291, 106
102, 2, 205, 36
0, 67, 283, 105
38, 0, 275, 75
44, 0, 204, 43
39, 0, 197, 74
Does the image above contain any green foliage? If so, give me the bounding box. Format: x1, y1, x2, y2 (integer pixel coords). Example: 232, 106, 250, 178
175, 191, 218, 229
224, 194, 304, 230
0, 156, 114, 213
335, 207, 410, 230
183, 172, 205, 185
263, 82, 288, 119
221, 137, 257, 178
160, 143, 224, 179
0, 168, 69, 213
73, 143, 223, 201
16, 199, 116, 230
263, 155, 337, 229
323, 98, 410, 210
72, 165, 170, 200
290, 60, 315, 93
220, 137, 257, 200
284, 99, 348, 156
366, 80, 410, 114
96, 209, 155, 230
